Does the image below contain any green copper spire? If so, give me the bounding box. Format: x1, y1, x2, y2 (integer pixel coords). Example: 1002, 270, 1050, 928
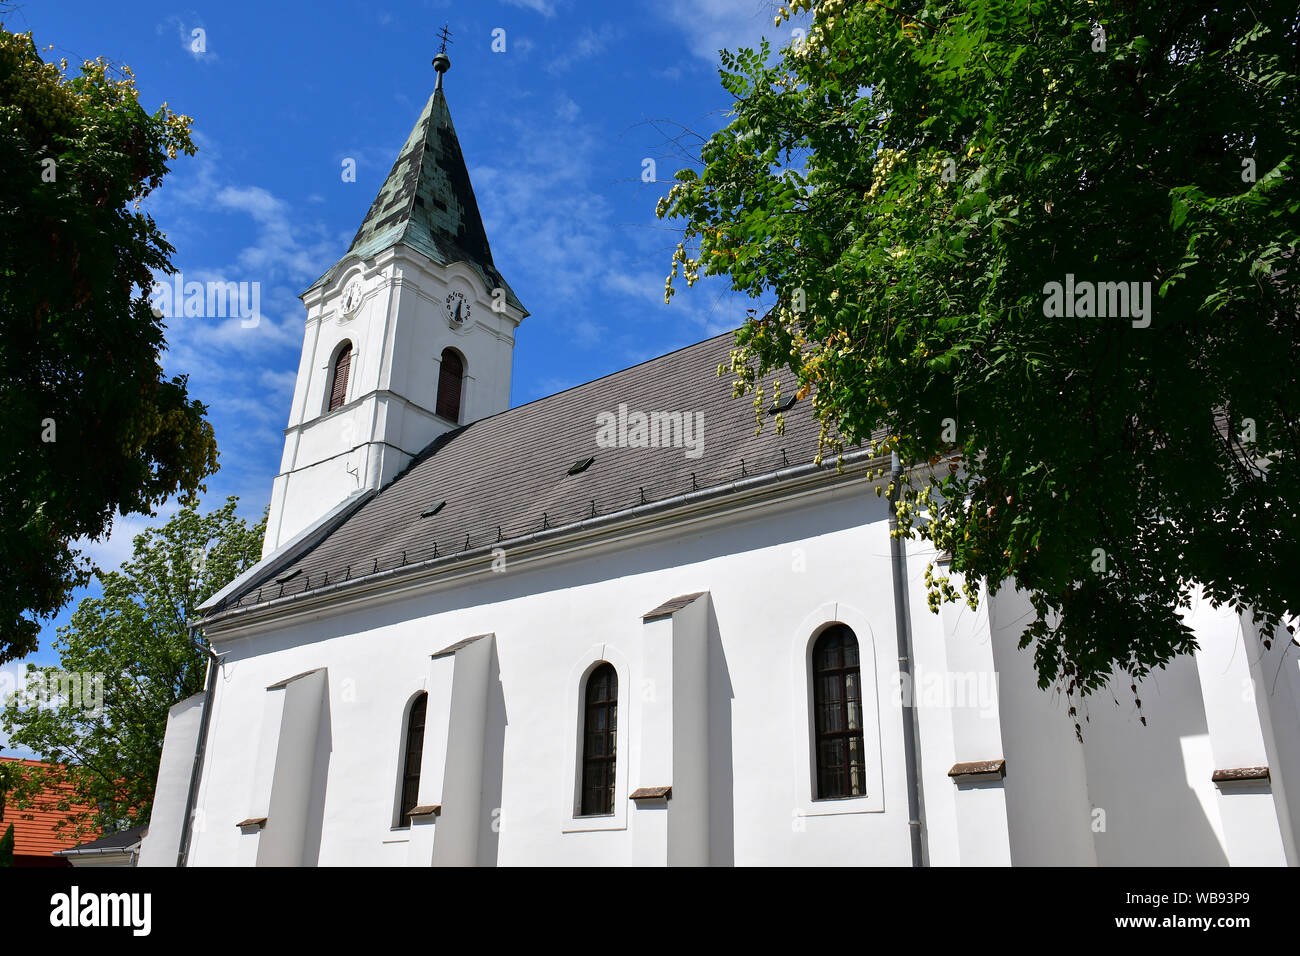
305, 47, 525, 314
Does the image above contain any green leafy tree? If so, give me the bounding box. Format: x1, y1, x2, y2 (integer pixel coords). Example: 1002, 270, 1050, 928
1, 498, 264, 838
0, 761, 11, 866
659, 1, 1299, 702
0, 823, 13, 866
0, 26, 219, 663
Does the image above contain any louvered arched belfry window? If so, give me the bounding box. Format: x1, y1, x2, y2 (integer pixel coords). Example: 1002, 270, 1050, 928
398, 692, 428, 825
436, 348, 464, 422
328, 342, 352, 412
580, 663, 618, 816
812, 624, 868, 799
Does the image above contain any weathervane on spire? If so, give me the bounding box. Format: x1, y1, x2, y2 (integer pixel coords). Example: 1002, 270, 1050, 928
433, 24, 452, 91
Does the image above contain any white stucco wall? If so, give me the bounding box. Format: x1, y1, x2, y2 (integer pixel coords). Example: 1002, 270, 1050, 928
138, 692, 205, 867
181, 477, 1295, 866
189, 482, 955, 866
986, 583, 1296, 867
264, 250, 522, 555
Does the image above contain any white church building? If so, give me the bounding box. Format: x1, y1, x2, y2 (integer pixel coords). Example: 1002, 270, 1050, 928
139, 57, 1300, 867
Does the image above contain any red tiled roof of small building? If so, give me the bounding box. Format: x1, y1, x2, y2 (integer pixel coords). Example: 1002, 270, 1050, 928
0, 757, 100, 859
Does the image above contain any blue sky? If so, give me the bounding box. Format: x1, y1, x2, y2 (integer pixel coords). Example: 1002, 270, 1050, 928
0, 0, 803, 750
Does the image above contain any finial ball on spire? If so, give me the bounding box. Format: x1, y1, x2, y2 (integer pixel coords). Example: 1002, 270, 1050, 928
432, 25, 452, 89
433, 23, 452, 74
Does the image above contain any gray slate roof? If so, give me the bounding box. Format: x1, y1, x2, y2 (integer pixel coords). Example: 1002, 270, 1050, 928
304, 88, 525, 313
210, 332, 864, 615
57, 824, 146, 855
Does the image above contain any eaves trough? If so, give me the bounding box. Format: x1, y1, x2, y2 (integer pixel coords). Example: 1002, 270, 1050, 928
197, 447, 888, 637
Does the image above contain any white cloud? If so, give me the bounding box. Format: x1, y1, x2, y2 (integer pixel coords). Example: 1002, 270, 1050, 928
141, 144, 332, 391
555, 95, 580, 122
570, 319, 605, 347
212, 186, 338, 284
338, 145, 398, 176
259, 367, 299, 395
78, 502, 181, 575
466, 85, 753, 394
213, 185, 283, 219
662, 0, 792, 63
546, 24, 619, 73
601, 270, 669, 307
157, 14, 219, 64
532, 375, 580, 396
137, 136, 336, 516
500, 0, 557, 16
0, 662, 31, 727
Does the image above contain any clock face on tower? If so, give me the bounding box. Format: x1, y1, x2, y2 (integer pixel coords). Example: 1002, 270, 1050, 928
341, 278, 364, 316
445, 289, 471, 328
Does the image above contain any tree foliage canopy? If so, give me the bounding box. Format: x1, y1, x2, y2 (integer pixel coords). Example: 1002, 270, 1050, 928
659, 1, 1300, 695
1, 498, 264, 838
0, 26, 218, 662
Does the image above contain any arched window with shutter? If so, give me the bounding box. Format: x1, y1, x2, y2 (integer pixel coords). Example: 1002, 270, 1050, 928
579, 663, 617, 816
811, 624, 868, 799
436, 348, 464, 423
397, 692, 427, 826
328, 342, 352, 412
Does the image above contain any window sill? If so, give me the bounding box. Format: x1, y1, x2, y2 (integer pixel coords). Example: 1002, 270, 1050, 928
799, 794, 882, 817
304, 397, 362, 429
562, 812, 626, 833
812, 793, 869, 803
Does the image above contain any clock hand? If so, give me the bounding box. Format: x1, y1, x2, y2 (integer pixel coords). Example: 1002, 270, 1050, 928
454, 299, 462, 323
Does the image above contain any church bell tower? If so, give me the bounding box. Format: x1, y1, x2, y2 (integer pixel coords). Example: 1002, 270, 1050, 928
263, 40, 527, 556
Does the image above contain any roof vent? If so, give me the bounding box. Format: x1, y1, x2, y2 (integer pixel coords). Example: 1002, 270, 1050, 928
421, 501, 447, 518
275, 567, 303, 584
769, 396, 797, 415
568, 456, 595, 475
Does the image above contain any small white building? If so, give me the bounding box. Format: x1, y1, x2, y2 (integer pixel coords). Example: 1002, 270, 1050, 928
141, 61, 1300, 867
58, 826, 146, 868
